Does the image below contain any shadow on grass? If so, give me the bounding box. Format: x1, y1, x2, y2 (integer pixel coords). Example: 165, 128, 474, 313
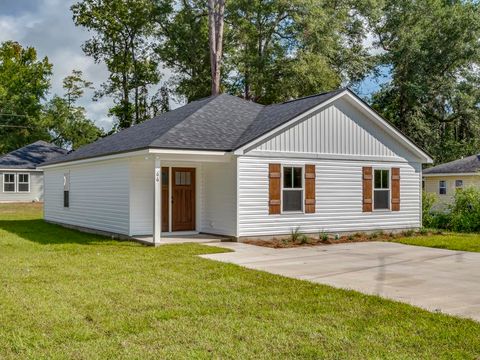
0, 219, 137, 246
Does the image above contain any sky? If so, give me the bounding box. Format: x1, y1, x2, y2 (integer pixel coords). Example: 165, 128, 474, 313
0, 0, 386, 131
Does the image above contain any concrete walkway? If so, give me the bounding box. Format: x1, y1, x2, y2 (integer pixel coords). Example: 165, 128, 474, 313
201, 241, 480, 322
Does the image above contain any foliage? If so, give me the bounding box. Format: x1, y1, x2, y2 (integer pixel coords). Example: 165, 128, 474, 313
71, 0, 170, 129
42, 70, 103, 150
0, 41, 53, 153
449, 187, 480, 233
422, 191, 436, 228
370, 0, 480, 163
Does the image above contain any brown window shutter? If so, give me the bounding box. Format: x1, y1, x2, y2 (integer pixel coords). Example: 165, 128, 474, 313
269, 164, 281, 214
391, 167, 400, 211
362, 167, 373, 212
304, 164, 316, 213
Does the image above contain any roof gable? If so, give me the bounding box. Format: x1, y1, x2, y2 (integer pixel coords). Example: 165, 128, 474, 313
0, 141, 67, 169
42, 88, 432, 166
423, 154, 480, 175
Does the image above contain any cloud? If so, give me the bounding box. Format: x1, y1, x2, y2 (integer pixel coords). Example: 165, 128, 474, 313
0, 0, 117, 131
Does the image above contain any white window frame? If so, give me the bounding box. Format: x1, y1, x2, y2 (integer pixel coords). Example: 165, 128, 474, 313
3, 173, 16, 193
17, 173, 30, 193
455, 179, 463, 190
439, 180, 447, 195
373, 168, 391, 211
281, 164, 304, 213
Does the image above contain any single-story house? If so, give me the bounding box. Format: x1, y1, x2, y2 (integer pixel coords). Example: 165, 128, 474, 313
0, 141, 67, 202
40, 89, 432, 244
423, 154, 480, 208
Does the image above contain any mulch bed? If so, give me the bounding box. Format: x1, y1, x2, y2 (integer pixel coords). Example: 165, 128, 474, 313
243, 230, 442, 249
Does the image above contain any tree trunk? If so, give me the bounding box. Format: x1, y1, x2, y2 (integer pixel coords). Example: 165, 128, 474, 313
208, 0, 225, 96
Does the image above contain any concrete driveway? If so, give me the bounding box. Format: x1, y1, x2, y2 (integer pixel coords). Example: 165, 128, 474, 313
201, 241, 480, 322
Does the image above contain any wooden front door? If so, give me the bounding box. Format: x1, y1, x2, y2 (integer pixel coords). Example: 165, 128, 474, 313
161, 167, 169, 232
172, 167, 195, 231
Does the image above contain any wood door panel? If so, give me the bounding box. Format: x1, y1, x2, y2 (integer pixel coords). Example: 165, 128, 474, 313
172, 168, 195, 231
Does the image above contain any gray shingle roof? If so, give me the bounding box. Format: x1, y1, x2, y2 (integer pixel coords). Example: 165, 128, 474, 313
43, 89, 346, 165
423, 154, 480, 175
0, 141, 67, 169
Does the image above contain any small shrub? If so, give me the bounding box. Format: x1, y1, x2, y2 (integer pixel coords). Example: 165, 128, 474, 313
334, 233, 340, 240
347, 235, 354, 241
319, 231, 329, 242
290, 227, 302, 242
401, 229, 415, 237
422, 191, 437, 228
449, 187, 480, 232
370, 232, 378, 239
418, 228, 428, 235
298, 235, 309, 244
354, 232, 363, 238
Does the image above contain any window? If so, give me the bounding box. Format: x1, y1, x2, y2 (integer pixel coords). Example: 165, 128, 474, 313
3, 173, 15, 192
282, 166, 303, 212
63, 173, 70, 208
175, 171, 191, 185
17, 173, 29, 192
374, 169, 390, 210
455, 180, 463, 190
439, 180, 447, 195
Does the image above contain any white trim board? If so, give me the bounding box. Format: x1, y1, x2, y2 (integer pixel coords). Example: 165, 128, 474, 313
423, 172, 480, 177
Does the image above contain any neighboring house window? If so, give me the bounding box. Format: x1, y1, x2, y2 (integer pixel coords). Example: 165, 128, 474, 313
3, 173, 15, 192
282, 166, 303, 212
63, 173, 70, 208
455, 180, 463, 190
373, 169, 390, 210
17, 173, 30, 192
439, 180, 447, 195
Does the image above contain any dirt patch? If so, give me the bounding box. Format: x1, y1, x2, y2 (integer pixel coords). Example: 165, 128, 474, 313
243, 230, 443, 249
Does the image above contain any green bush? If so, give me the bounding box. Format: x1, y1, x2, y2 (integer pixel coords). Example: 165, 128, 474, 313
422, 191, 436, 228
449, 187, 480, 232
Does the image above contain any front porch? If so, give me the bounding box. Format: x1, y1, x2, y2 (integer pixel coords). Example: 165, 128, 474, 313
128, 150, 237, 245
134, 233, 230, 246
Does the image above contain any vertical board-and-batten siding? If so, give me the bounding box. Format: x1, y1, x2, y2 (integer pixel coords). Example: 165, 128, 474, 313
44, 158, 130, 235
0, 171, 44, 202
239, 96, 422, 237
253, 98, 416, 161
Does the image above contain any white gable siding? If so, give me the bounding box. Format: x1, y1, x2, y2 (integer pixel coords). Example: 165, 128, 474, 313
44, 159, 130, 235
0, 171, 43, 202
237, 156, 421, 237
253, 98, 416, 161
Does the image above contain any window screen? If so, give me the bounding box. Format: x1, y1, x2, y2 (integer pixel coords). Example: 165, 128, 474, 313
282, 166, 303, 212
18, 174, 29, 192
374, 169, 390, 210
439, 180, 447, 195
3, 173, 15, 192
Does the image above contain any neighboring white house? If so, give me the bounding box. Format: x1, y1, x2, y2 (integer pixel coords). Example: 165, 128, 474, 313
40, 89, 432, 244
0, 141, 67, 202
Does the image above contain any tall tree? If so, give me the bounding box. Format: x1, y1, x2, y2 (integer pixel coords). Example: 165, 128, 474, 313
43, 70, 103, 150
208, 0, 225, 95
71, 0, 169, 129
370, 0, 480, 163
0, 41, 52, 153
155, 0, 212, 102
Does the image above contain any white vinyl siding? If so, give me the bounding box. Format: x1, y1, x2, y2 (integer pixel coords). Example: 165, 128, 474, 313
253, 98, 417, 161
201, 160, 237, 236
0, 171, 43, 202
237, 156, 421, 237
44, 159, 130, 235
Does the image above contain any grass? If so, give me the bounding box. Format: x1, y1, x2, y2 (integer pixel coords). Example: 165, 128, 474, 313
1, 204, 480, 359
394, 232, 480, 253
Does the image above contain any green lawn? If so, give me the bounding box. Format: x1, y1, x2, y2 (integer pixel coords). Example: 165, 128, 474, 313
394, 232, 480, 253
1, 204, 479, 359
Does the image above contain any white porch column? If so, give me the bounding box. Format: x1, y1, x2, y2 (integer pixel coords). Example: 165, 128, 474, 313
153, 157, 161, 245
